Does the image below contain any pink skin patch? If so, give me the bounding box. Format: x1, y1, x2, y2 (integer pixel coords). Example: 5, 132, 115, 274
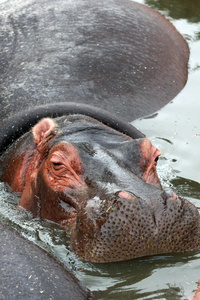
43, 142, 86, 192
118, 191, 136, 200
140, 139, 162, 188
32, 118, 57, 145
166, 191, 178, 201
188, 282, 200, 300
32, 118, 58, 153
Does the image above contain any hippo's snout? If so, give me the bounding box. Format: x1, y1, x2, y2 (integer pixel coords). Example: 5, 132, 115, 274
71, 188, 200, 263
161, 189, 181, 209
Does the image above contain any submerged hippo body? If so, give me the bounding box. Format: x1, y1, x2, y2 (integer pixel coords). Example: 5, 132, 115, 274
1, 113, 200, 263
0, 223, 93, 299
0, 0, 189, 122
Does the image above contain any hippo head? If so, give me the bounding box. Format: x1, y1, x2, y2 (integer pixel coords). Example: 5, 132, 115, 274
1, 115, 200, 262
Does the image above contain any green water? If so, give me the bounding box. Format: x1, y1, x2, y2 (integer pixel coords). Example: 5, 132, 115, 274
0, 0, 200, 299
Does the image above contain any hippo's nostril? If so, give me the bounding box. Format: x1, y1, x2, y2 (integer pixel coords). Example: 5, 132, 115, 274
117, 191, 137, 200
162, 189, 182, 210
164, 189, 177, 200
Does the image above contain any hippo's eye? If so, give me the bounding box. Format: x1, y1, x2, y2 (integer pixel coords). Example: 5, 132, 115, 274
155, 156, 159, 163
52, 162, 63, 170
52, 162, 62, 166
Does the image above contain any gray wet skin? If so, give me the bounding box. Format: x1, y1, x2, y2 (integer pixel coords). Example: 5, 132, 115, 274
0, 223, 93, 299
0, 0, 189, 122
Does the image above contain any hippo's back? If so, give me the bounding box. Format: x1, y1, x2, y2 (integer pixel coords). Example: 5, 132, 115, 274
0, 0, 189, 122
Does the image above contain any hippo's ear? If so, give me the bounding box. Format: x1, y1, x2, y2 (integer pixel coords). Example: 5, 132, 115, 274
32, 118, 58, 148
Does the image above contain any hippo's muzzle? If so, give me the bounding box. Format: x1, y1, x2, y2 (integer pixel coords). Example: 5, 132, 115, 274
70, 188, 200, 263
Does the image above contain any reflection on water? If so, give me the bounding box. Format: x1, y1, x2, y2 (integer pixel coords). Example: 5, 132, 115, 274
0, 0, 200, 299
172, 177, 200, 200
146, 0, 200, 23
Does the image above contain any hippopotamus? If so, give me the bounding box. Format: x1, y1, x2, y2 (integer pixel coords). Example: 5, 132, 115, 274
0, 0, 194, 297
0, 0, 197, 273
0, 0, 189, 122
1, 104, 200, 263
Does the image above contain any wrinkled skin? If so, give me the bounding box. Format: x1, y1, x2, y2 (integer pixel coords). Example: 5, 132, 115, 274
1, 115, 200, 263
